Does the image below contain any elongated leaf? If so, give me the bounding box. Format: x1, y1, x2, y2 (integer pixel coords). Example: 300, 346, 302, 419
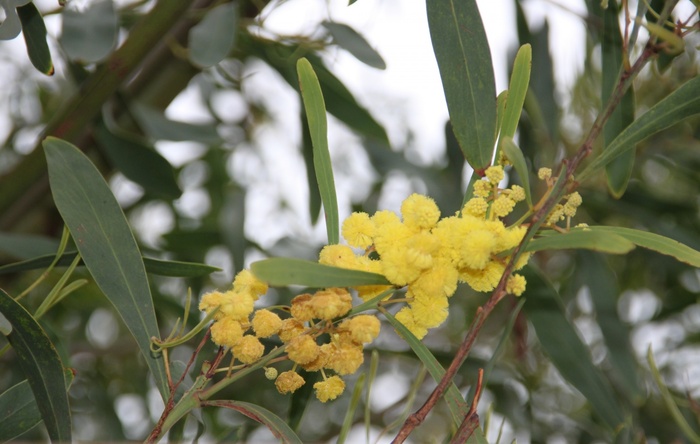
322, 21, 386, 69
0, 369, 75, 441
297, 58, 340, 245
188, 2, 238, 68
94, 124, 181, 199
427, 0, 496, 170
131, 102, 221, 144
251, 258, 389, 287
203, 400, 303, 444
522, 266, 626, 430
17, 2, 53, 75
501, 137, 532, 207
338, 373, 365, 444
301, 111, 322, 224
381, 309, 469, 426
60, 0, 117, 63
589, 226, 700, 267
525, 229, 635, 254
500, 44, 531, 140
43, 137, 169, 399
601, 2, 636, 197
0, 232, 58, 260
0, 289, 71, 442
579, 76, 700, 182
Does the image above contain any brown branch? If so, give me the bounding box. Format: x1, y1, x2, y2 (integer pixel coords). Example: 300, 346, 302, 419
449, 369, 484, 444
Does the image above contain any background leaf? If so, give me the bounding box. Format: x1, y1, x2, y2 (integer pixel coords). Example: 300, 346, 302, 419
188, 2, 238, 68
525, 229, 635, 254
499, 44, 531, 141
131, 102, 221, 144
427, 0, 497, 170
43, 137, 169, 399
251, 258, 389, 287
17, 2, 53, 75
322, 21, 386, 69
203, 400, 303, 444
0, 289, 72, 443
60, 0, 118, 63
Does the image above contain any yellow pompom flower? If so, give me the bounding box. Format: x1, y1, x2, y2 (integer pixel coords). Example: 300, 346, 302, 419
342, 212, 375, 248
275, 370, 305, 394
485, 165, 504, 185
218, 290, 255, 322
252, 309, 283, 338
324, 341, 364, 375
492, 195, 516, 218
410, 290, 449, 328
509, 185, 526, 202
463, 197, 488, 217
460, 260, 505, 292
290, 293, 315, 322
210, 317, 244, 348
301, 345, 330, 372
410, 260, 459, 299
401, 193, 441, 231
278, 318, 306, 343
546, 204, 565, 225
380, 247, 421, 286
286, 335, 320, 365
199, 291, 226, 320
233, 269, 268, 299
506, 274, 527, 296
372, 211, 412, 253
314, 375, 345, 402
310, 288, 353, 320
458, 229, 496, 270
232, 335, 265, 364
338, 315, 381, 344
473, 180, 492, 198
319, 244, 361, 269
394, 306, 428, 340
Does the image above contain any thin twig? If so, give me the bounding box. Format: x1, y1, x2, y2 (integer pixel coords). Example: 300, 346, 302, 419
449, 369, 484, 444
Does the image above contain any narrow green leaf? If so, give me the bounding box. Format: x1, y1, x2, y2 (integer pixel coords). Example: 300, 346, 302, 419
522, 266, 626, 429
251, 258, 389, 287
203, 400, 303, 444
131, 102, 221, 144
338, 373, 365, 444
60, 0, 118, 63
601, 2, 636, 197
188, 2, 238, 68
427, 0, 497, 170
0, 369, 75, 442
43, 137, 169, 399
297, 57, 340, 245
579, 76, 700, 182
381, 309, 469, 426
322, 21, 386, 69
500, 44, 531, 140
17, 2, 53, 75
525, 228, 635, 254
589, 226, 700, 267
495, 90, 508, 142
501, 137, 533, 207
0, 289, 71, 442
94, 123, 181, 199
301, 111, 322, 225
0, 232, 58, 260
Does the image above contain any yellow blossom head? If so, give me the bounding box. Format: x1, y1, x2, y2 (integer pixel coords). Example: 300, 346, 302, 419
400, 193, 440, 231
473, 180, 492, 198
278, 318, 306, 343
218, 290, 255, 322
394, 306, 428, 340
492, 195, 516, 218
252, 309, 283, 338
506, 274, 527, 296
338, 315, 381, 344
233, 269, 268, 299
199, 291, 226, 320
275, 370, 305, 394
286, 335, 321, 365
485, 165, 504, 185
538, 167, 552, 181
314, 375, 345, 402
290, 293, 315, 322
310, 288, 352, 320
342, 212, 375, 248
324, 341, 364, 375
232, 335, 265, 364
463, 197, 488, 218
319, 244, 360, 269
210, 317, 244, 348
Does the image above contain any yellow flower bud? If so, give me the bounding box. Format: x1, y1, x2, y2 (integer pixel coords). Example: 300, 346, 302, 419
538, 167, 552, 180
506, 274, 527, 296
485, 165, 504, 185
264, 367, 278, 380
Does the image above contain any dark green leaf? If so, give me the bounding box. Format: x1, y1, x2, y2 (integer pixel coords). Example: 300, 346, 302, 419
0, 232, 58, 260
43, 137, 169, 399
203, 400, 303, 444
188, 2, 238, 68
522, 266, 626, 429
427, 0, 497, 170
322, 21, 386, 69
301, 111, 322, 225
297, 58, 339, 245
60, 0, 118, 63
579, 76, 700, 182
0, 289, 71, 442
251, 258, 390, 287
131, 102, 221, 144
95, 123, 181, 199
502, 137, 532, 207
526, 229, 635, 254
17, 2, 53, 75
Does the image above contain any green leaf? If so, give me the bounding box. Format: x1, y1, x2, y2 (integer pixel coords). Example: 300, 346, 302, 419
525, 228, 635, 254
0, 369, 75, 442
427, 0, 497, 170
338, 373, 365, 444
322, 21, 386, 69
381, 309, 469, 426
188, 2, 238, 68
601, 2, 636, 198
60, 0, 118, 63
131, 102, 221, 144
500, 44, 531, 140
203, 400, 303, 444
501, 137, 533, 207
94, 123, 181, 199
0, 232, 58, 260
579, 76, 700, 182
43, 137, 169, 399
522, 266, 626, 430
0, 289, 72, 443
17, 2, 53, 75
297, 57, 340, 245
589, 226, 700, 267
301, 111, 322, 225
251, 258, 390, 287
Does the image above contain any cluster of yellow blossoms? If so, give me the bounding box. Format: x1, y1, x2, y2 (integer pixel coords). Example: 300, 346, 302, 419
199, 272, 380, 402
320, 165, 530, 339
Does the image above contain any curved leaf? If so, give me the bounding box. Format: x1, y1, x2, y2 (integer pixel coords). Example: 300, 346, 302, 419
579, 76, 700, 182
500, 44, 531, 141
502, 137, 532, 207
526, 229, 635, 254
60, 0, 118, 63
0, 232, 58, 260
17, 2, 53, 75
188, 2, 238, 68
43, 137, 169, 399
427, 0, 496, 170
589, 226, 700, 267
297, 57, 339, 245
131, 102, 221, 144
251, 258, 390, 287
522, 266, 626, 430
0, 289, 71, 442
203, 400, 303, 444
322, 21, 386, 69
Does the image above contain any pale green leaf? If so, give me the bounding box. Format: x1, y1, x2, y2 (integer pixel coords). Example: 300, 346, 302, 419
500, 44, 531, 140
322, 21, 386, 69
251, 258, 389, 287
60, 0, 117, 63
188, 2, 238, 68
501, 137, 532, 207
203, 400, 303, 444
526, 229, 635, 254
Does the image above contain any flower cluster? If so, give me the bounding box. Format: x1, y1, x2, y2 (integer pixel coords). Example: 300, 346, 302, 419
321, 165, 530, 339
199, 276, 381, 403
